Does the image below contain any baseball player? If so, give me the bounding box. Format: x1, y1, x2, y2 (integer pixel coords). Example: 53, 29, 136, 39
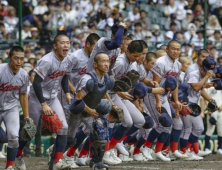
103, 40, 164, 164
180, 57, 216, 160
178, 57, 191, 83
142, 40, 183, 161
0, 46, 29, 170
65, 53, 115, 170
87, 22, 128, 72
16, 35, 74, 170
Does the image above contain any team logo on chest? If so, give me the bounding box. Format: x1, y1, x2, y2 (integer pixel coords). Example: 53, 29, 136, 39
48, 70, 69, 79
78, 66, 87, 75
0, 83, 22, 92
164, 71, 177, 78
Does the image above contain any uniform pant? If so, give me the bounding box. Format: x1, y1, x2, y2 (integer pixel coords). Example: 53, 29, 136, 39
206, 111, 222, 136
0, 107, 19, 148
29, 94, 68, 135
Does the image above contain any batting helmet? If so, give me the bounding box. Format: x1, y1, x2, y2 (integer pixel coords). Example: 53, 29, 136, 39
189, 103, 201, 117
142, 112, 154, 129
159, 107, 172, 127
64, 98, 85, 114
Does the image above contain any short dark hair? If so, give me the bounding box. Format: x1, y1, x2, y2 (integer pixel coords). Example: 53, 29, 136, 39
125, 33, 133, 40
9, 46, 24, 58
94, 53, 107, 63
139, 40, 148, 49
145, 52, 157, 62
167, 40, 181, 47
53, 34, 69, 44
85, 33, 100, 45
198, 49, 209, 56
127, 40, 143, 53
134, 22, 142, 27
140, 10, 146, 14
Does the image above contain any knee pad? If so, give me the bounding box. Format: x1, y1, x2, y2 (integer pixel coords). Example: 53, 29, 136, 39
8, 139, 19, 148
58, 126, 68, 135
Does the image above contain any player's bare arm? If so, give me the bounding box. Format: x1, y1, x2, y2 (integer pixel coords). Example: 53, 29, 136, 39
19, 92, 29, 120
172, 86, 182, 110
153, 72, 162, 112
116, 91, 134, 100
68, 80, 75, 94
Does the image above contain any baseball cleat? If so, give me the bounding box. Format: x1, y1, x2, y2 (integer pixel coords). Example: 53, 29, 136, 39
140, 147, 153, 160
119, 154, 133, 162
115, 142, 129, 156
102, 151, 119, 165
110, 149, 122, 164
217, 149, 222, 155
15, 156, 26, 170
5, 166, 14, 170
184, 150, 203, 161
63, 151, 78, 168
76, 156, 87, 166
155, 152, 171, 161
53, 159, 71, 170
0, 151, 6, 158
133, 153, 147, 161
197, 150, 211, 157
171, 150, 188, 159
90, 161, 109, 170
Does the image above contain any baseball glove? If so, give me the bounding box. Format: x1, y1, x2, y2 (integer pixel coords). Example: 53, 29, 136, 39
179, 106, 192, 116
112, 76, 132, 92
127, 70, 140, 84
189, 103, 201, 117
42, 113, 63, 133
20, 118, 36, 141
207, 99, 218, 113
107, 107, 124, 123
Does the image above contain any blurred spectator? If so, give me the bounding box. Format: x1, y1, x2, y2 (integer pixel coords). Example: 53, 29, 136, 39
151, 24, 164, 42
133, 22, 145, 40
25, 27, 39, 50
23, 62, 32, 73
181, 42, 193, 58
128, 6, 140, 22
164, 31, 174, 41
214, 2, 222, 26
71, 39, 81, 52
0, 23, 7, 39
206, 40, 214, 52
42, 3, 55, 28
0, 0, 9, 16
176, 5, 186, 22
217, 57, 222, 65
148, 0, 160, 6
0, 58, 3, 63
135, 10, 150, 30
99, 0, 112, 17
16, 20, 32, 40
64, 3, 78, 28
4, 6, 18, 33
181, 10, 194, 31
210, 46, 219, 60
169, 22, 178, 35
191, 29, 204, 49
28, 54, 37, 69
144, 31, 153, 47
193, 3, 204, 18
184, 23, 197, 42
165, 13, 181, 31
193, 18, 202, 30
22, 0, 34, 17
184, 0, 195, 10
164, 0, 178, 17
57, 0, 66, 11
87, 0, 99, 18
110, 7, 123, 23
206, 15, 221, 37
33, 0, 48, 15
176, 32, 185, 41
78, 17, 89, 30
209, 30, 222, 47
175, 0, 188, 7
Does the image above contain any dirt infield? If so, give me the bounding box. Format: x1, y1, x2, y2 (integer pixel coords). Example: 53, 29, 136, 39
1, 154, 222, 170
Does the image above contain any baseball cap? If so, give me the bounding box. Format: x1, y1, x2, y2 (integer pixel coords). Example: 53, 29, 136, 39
1, 0, 8, 6
202, 57, 217, 73
165, 31, 174, 39
215, 65, 222, 78
111, 22, 127, 35
129, 82, 149, 100
164, 75, 177, 91
159, 107, 172, 127
64, 98, 85, 114
212, 79, 222, 90
179, 83, 189, 96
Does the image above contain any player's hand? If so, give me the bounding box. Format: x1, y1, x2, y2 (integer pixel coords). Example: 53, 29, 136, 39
41, 103, 55, 116
119, 22, 128, 29
152, 81, 159, 87
175, 101, 182, 111
206, 70, 214, 78
204, 82, 214, 88
176, 109, 180, 119
139, 103, 144, 112
152, 87, 165, 94
219, 105, 222, 112
88, 109, 99, 118
117, 92, 134, 100
65, 93, 73, 104
156, 101, 162, 112
201, 112, 205, 118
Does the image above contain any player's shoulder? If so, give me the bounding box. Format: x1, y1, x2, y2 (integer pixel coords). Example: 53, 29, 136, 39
0, 63, 8, 70
154, 55, 167, 65
39, 51, 54, 62
19, 68, 29, 77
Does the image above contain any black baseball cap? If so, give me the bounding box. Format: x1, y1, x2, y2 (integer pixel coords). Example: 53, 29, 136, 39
202, 57, 217, 73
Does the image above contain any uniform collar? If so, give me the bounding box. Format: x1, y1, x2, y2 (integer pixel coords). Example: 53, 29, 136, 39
166, 55, 178, 64
7, 63, 20, 76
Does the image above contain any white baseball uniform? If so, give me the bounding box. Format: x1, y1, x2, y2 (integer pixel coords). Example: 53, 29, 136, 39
0, 63, 29, 148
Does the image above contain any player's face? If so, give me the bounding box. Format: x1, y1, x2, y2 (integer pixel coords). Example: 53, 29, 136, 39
95, 54, 110, 73
197, 53, 209, 66
88, 43, 96, 55
145, 57, 156, 71
53, 36, 70, 59
166, 43, 181, 61
128, 52, 141, 62
122, 39, 132, 53
200, 67, 207, 77
136, 48, 148, 64
9, 51, 25, 73
182, 59, 191, 72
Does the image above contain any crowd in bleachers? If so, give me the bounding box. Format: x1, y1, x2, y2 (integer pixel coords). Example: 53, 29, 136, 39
0, 0, 222, 72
